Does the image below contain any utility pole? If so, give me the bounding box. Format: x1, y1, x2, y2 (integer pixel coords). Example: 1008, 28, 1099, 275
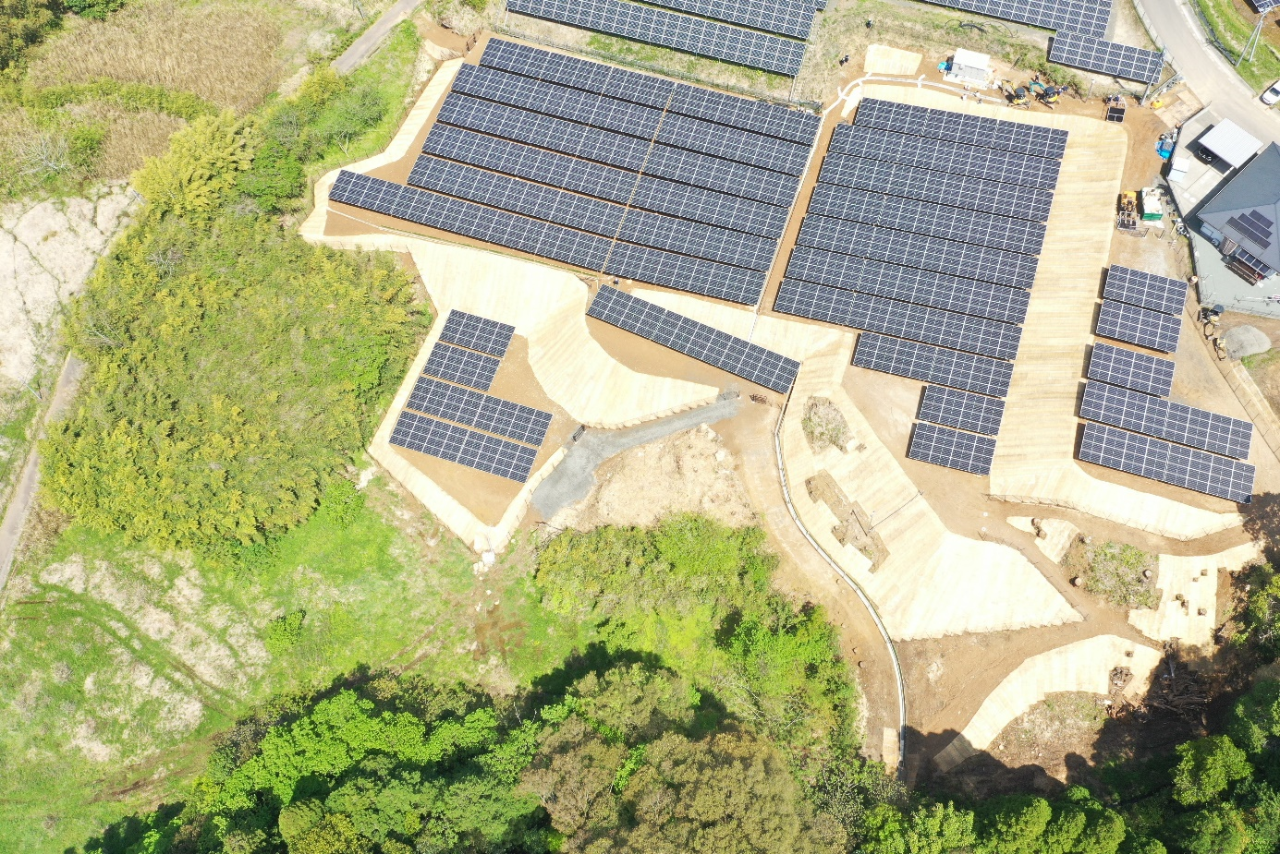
1238, 10, 1271, 67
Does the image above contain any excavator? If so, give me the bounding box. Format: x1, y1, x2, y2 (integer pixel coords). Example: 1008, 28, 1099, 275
1028, 78, 1063, 108
1000, 80, 1030, 108
1001, 78, 1063, 109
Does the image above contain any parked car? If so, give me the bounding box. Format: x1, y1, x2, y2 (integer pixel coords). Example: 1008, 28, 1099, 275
1196, 143, 1218, 164
1263, 80, 1280, 106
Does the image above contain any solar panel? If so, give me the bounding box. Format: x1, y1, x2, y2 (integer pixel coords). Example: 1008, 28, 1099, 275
918, 385, 1005, 436
908, 422, 997, 475
1102, 266, 1186, 316
637, 0, 816, 39
1079, 422, 1255, 504
505, 0, 808, 76
439, 309, 515, 357
423, 342, 502, 391
807, 183, 1046, 256
775, 280, 1022, 360
853, 98, 1069, 160
818, 153, 1056, 223
479, 40, 822, 143
1079, 381, 1253, 460
407, 155, 777, 270
852, 332, 1014, 397
830, 123, 1063, 189
797, 215, 1040, 290
912, 0, 1112, 39
1251, 0, 1280, 11
1048, 32, 1164, 85
390, 410, 539, 482
424, 124, 788, 238
1087, 342, 1175, 397
406, 376, 553, 446
1096, 300, 1182, 353
587, 285, 799, 392
785, 247, 1030, 323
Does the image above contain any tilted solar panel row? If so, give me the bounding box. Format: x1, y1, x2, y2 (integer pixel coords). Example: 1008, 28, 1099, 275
798, 214, 1040, 290
785, 246, 1030, 324
1049, 32, 1164, 86
505, 0, 808, 76
817, 153, 1055, 223
853, 98, 1069, 160
918, 385, 1006, 436
329, 171, 764, 304
435, 94, 800, 206
439, 309, 515, 358
830, 124, 1063, 190
423, 342, 502, 391
407, 156, 777, 270
391, 410, 539, 482
1096, 300, 1182, 353
1086, 342, 1175, 397
807, 183, 1047, 256
456, 64, 810, 175
854, 332, 1014, 397
424, 124, 788, 238
775, 280, 1022, 359
908, 421, 997, 475
1102, 265, 1186, 316
480, 40, 821, 143
913, 0, 1112, 39
588, 285, 800, 393
1080, 381, 1253, 460
639, 0, 816, 39
1079, 422, 1254, 504
407, 376, 552, 446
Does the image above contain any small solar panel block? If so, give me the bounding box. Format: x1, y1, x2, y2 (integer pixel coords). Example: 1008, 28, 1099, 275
1079, 422, 1255, 504
1102, 266, 1186, 316
439, 310, 515, 358
390, 410, 539, 482
1048, 32, 1164, 85
1096, 300, 1182, 353
406, 376, 553, 446
853, 98, 1069, 160
852, 332, 1014, 397
587, 285, 799, 392
1079, 381, 1253, 460
912, 0, 1112, 39
1087, 342, 1175, 397
918, 385, 1005, 436
908, 422, 997, 475
423, 343, 501, 391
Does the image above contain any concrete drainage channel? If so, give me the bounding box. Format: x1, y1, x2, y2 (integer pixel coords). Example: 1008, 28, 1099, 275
532, 393, 741, 520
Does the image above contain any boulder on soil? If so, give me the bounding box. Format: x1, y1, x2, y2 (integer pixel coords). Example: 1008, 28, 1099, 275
1223, 325, 1271, 360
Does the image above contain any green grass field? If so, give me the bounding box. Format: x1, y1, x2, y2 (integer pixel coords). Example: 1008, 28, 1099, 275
1195, 0, 1280, 92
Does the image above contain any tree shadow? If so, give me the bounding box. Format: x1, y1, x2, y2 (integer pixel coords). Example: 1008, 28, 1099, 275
1241, 491, 1280, 565
71, 802, 184, 854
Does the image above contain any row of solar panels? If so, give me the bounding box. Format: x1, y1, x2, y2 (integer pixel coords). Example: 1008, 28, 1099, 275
1094, 266, 1186, 354
587, 285, 800, 393
389, 312, 557, 484
506, 0, 808, 76
908, 384, 1006, 477
915, 0, 1164, 84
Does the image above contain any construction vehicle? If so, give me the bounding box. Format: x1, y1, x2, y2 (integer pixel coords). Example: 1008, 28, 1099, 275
1000, 80, 1029, 107
1200, 304, 1224, 334
1139, 187, 1164, 222
1105, 94, 1126, 123
1029, 78, 1063, 108
1117, 192, 1139, 231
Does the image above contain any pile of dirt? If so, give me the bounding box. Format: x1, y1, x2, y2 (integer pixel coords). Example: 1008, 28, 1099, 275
550, 424, 755, 531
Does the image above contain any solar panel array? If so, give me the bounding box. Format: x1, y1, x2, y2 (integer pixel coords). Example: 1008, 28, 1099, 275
588, 285, 799, 393
1251, 0, 1280, 11
908, 422, 997, 475
914, 0, 1111, 38
1086, 342, 1175, 397
1079, 422, 1254, 504
1048, 32, 1165, 85
389, 311, 555, 483
440, 310, 515, 357
640, 0, 817, 39
1096, 300, 1182, 353
1102, 265, 1186, 316
778, 98, 1067, 472
1081, 381, 1253, 460
918, 385, 1006, 436
326, 43, 821, 306
391, 411, 539, 482
505, 0, 808, 76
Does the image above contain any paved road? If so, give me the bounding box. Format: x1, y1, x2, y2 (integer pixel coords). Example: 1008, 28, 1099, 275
532, 397, 741, 519
0, 354, 85, 595
333, 0, 423, 75
1136, 0, 1280, 143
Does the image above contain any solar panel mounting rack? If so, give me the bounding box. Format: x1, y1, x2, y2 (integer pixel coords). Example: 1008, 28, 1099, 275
908, 422, 997, 475
406, 376, 553, 447
1080, 381, 1253, 460
1048, 32, 1164, 86
1102, 266, 1186, 316
1079, 422, 1255, 504
1096, 300, 1182, 354
439, 310, 516, 358
918, 385, 1005, 436
1086, 342, 1175, 397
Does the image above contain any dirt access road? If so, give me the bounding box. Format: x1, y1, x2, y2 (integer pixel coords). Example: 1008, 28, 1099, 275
333, 0, 425, 74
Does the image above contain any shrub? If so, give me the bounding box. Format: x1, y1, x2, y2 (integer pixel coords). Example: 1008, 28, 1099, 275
802, 397, 850, 452
237, 137, 305, 211
132, 111, 255, 218
265, 610, 307, 656
64, 0, 126, 19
